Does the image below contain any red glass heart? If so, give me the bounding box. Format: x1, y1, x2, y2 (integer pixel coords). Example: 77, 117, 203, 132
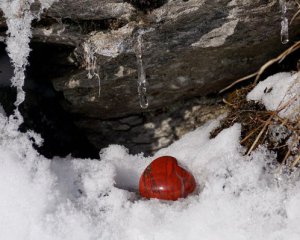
139, 156, 196, 201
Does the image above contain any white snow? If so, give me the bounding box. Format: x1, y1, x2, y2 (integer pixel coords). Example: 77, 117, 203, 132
1, 102, 300, 239
247, 72, 300, 121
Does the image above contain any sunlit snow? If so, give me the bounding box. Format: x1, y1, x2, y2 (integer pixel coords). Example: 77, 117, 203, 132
1, 98, 300, 239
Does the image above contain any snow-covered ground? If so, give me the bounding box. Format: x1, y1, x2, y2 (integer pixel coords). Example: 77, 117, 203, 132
1, 72, 300, 240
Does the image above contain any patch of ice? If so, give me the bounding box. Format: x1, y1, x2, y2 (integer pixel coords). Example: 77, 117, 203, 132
280, 0, 289, 44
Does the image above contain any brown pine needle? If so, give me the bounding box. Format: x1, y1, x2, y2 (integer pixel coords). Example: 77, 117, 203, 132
219, 73, 257, 93
292, 154, 300, 168
290, 8, 300, 25
246, 115, 273, 155
282, 149, 291, 165
240, 124, 264, 144
222, 98, 235, 107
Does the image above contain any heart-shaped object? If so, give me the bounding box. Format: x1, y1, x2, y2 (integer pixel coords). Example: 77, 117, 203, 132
139, 156, 196, 201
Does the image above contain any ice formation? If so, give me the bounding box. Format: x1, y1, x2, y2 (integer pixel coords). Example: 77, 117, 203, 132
0, 0, 57, 124
83, 41, 101, 97
280, 0, 289, 44
135, 29, 150, 109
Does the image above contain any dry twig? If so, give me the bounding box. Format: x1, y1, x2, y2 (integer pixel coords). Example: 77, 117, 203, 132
220, 41, 300, 93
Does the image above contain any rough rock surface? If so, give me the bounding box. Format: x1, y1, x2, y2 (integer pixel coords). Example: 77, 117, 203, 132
75, 98, 228, 155
1, 0, 297, 118
1, 0, 300, 154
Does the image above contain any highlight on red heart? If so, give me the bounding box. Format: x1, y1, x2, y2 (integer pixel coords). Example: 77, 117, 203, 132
139, 156, 196, 201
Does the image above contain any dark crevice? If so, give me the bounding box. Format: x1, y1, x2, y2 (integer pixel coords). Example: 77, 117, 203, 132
32, 16, 128, 34
124, 0, 167, 12
23, 42, 99, 158
0, 42, 99, 159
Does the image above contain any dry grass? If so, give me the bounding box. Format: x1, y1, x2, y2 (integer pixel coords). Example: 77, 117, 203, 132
212, 81, 300, 168
212, 1, 300, 169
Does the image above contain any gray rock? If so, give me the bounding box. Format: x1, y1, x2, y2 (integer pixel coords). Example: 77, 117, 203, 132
44, 0, 300, 119
45, 0, 135, 20
74, 97, 228, 155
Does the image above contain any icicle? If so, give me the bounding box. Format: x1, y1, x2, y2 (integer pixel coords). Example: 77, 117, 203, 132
135, 29, 150, 109
280, 0, 289, 44
83, 41, 101, 97
0, 0, 57, 125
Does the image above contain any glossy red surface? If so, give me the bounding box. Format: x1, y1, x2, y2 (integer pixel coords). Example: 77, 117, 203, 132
139, 156, 196, 201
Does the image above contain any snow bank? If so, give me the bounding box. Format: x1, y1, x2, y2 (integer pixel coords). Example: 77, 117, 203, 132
2, 101, 300, 239
0, 55, 299, 239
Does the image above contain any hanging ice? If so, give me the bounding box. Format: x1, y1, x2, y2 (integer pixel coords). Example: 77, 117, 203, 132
83, 41, 101, 97
280, 0, 289, 44
0, 0, 57, 124
135, 29, 153, 109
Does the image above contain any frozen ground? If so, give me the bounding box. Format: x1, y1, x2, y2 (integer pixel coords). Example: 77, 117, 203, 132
1, 73, 300, 240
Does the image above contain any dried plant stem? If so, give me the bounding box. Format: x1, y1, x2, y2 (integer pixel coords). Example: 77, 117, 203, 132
246, 115, 273, 155
220, 41, 300, 93
292, 153, 300, 167
290, 8, 300, 25
240, 124, 264, 144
